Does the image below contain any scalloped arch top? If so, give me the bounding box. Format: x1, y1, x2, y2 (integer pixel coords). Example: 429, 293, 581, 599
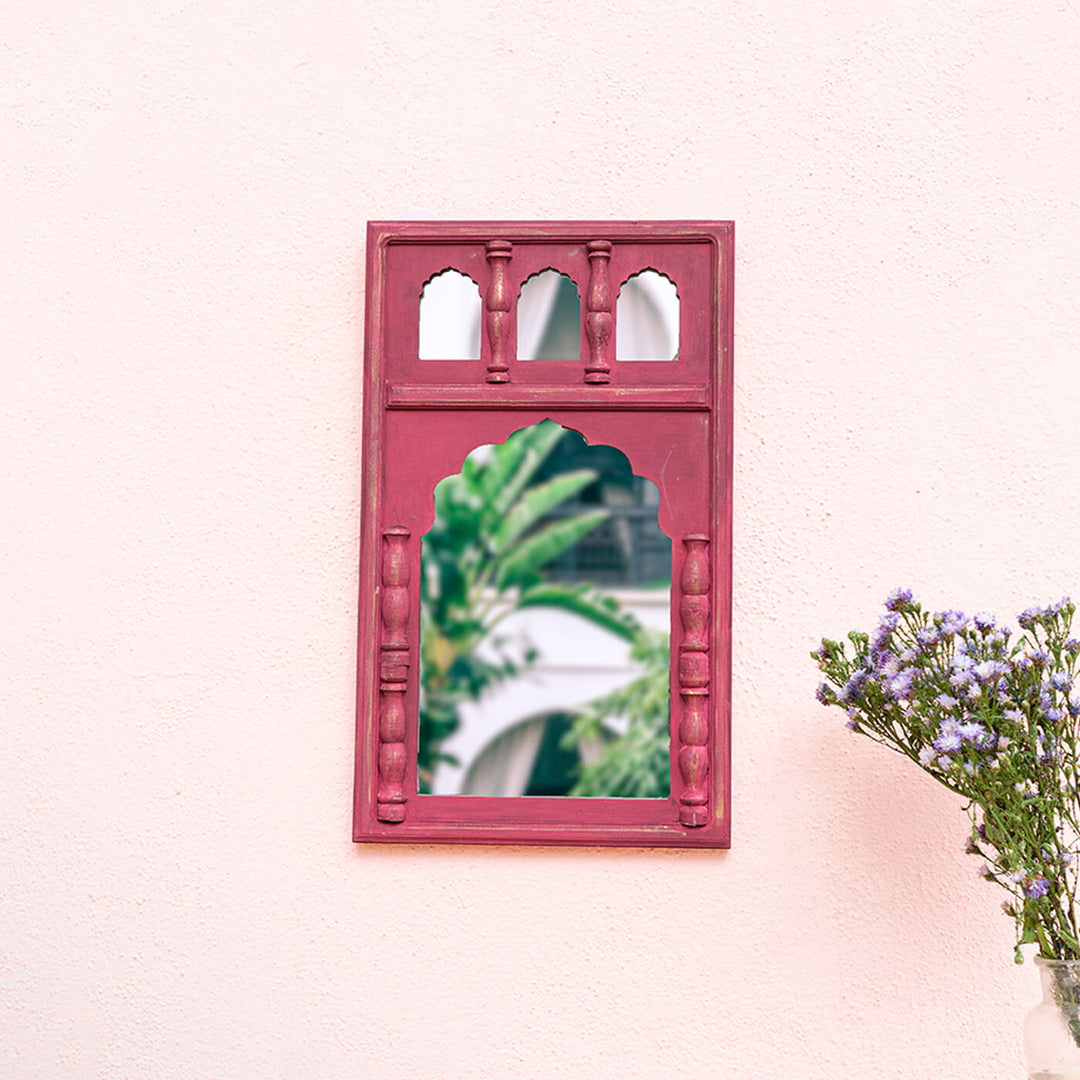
419, 269, 482, 360
616, 269, 679, 362
517, 269, 581, 361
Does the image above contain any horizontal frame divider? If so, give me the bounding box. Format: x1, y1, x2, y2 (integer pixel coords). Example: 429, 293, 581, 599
387, 385, 711, 410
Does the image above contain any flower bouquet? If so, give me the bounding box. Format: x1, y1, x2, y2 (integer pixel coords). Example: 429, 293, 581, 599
813, 591, 1080, 1058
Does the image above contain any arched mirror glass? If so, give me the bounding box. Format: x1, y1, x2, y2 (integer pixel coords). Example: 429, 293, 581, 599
420, 420, 671, 799
616, 269, 679, 361
418, 269, 482, 359
516, 270, 581, 360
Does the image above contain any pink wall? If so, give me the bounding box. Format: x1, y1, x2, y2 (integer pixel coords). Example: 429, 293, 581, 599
4, 2, 1079, 1076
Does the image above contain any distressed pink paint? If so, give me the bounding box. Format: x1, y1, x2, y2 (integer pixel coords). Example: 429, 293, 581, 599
355, 221, 733, 846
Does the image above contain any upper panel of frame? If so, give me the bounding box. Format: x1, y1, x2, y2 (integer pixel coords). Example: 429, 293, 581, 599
367, 220, 733, 409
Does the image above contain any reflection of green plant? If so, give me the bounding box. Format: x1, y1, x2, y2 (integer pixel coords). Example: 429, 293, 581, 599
563, 628, 671, 798
419, 420, 640, 792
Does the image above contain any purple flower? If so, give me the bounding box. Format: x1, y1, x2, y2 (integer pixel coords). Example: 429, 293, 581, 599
918, 746, 937, 766
951, 649, 974, 669
878, 653, 901, 677
1051, 671, 1072, 692
1025, 877, 1051, 899
1064, 639, 1080, 658
973, 611, 996, 632
934, 730, 963, 754
973, 660, 1008, 682
870, 613, 901, 656
937, 610, 968, 636
936, 693, 959, 708
1019, 605, 1045, 630
838, 670, 868, 704
958, 721, 986, 742
916, 627, 940, 649
885, 587, 914, 612
885, 669, 915, 700
815, 682, 833, 705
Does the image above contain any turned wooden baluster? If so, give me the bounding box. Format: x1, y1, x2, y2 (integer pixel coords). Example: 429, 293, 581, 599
583, 240, 613, 384
677, 534, 710, 826
377, 526, 410, 823
485, 240, 513, 383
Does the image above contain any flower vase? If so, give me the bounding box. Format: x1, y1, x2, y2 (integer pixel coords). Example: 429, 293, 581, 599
1026, 959, 1080, 1079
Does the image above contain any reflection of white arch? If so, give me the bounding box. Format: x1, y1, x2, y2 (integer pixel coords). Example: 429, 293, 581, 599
430, 589, 670, 796
461, 712, 549, 797
616, 270, 679, 361
461, 709, 621, 797
418, 269, 482, 359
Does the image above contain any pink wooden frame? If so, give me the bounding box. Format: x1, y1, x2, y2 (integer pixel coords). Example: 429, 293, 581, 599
354, 221, 733, 847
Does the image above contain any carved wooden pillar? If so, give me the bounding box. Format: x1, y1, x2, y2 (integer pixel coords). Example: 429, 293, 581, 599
377, 526, 410, 822
485, 240, 513, 383
583, 240, 613, 384
677, 534, 710, 826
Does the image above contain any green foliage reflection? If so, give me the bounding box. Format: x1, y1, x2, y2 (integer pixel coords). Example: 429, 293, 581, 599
419, 420, 670, 797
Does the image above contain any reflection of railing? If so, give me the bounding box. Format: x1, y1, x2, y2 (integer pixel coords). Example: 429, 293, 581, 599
539, 504, 671, 587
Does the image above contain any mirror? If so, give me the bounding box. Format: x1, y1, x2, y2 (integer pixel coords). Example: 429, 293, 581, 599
516, 270, 581, 360
419, 420, 672, 798
616, 269, 679, 361
418, 269, 482, 359
358, 220, 732, 847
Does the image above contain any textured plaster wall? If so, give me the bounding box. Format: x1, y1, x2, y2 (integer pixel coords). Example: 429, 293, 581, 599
4, 2, 1080, 1077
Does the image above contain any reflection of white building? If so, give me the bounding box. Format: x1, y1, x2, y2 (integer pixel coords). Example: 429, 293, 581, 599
431, 589, 670, 796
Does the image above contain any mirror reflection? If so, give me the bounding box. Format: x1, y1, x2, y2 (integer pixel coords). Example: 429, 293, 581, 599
419, 421, 672, 798
517, 270, 581, 360
418, 269, 482, 359
616, 270, 679, 361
